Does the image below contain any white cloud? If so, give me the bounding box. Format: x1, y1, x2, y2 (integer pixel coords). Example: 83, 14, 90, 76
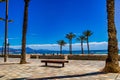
70, 41, 108, 50
27, 44, 59, 50
2, 41, 119, 50
8, 38, 19, 40
88, 41, 108, 50
9, 45, 21, 49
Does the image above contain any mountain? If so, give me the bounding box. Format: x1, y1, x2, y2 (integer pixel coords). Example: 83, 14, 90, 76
0, 47, 52, 54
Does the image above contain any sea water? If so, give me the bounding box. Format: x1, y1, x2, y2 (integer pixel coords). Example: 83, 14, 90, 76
1, 50, 120, 55
24, 50, 120, 55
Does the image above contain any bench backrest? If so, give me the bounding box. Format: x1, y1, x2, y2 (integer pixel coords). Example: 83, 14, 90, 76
41, 60, 69, 63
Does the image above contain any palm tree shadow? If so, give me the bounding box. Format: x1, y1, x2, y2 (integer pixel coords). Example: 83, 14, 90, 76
0, 75, 4, 78
0, 62, 30, 65
0, 63, 20, 65
10, 78, 27, 80
10, 72, 106, 80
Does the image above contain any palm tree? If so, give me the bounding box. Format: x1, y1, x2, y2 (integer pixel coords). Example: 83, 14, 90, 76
83, 30, 93, 54
57, 40, 66, 55
0, 0, 5, 2
77, 35, 86, 54
66, 32, 76, 54
20, 0, 30, 64
103, 0, 120, 73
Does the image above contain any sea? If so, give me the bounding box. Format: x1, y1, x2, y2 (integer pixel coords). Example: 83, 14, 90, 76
1, 50, 120, 55
36, 50, 120, 55
9, 50, 120, 55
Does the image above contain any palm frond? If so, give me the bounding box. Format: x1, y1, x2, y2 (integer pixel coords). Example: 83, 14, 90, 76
65, 32, 76, 40
57, 40, 66, 46
83, 30, 93, 37
0, 17, 5, 21
0, 0, 5, 2
8, 20, 13, 22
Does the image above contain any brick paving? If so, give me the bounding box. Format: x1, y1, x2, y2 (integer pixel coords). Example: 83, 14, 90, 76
0, 58, 120, 80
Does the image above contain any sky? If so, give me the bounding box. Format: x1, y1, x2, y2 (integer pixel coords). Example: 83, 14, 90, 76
0, 0, 120, 50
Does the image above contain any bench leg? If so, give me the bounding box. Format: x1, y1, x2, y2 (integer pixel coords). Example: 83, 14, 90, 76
45, 62, 47, 66
62, 63, 64, 67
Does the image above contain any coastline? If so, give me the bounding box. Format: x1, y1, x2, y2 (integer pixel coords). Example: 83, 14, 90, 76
1, 53, 120, 61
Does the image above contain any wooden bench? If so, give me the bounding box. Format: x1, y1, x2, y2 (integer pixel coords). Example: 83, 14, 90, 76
41, 60, 69, 67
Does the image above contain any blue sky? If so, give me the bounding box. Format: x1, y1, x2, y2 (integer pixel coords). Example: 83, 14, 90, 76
0, 0, 120, 50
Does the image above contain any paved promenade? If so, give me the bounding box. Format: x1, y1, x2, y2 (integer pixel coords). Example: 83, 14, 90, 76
0, 58, 120, 80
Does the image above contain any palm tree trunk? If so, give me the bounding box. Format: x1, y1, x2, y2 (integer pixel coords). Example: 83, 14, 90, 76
86, 37, 90, 54
60, 45, 62, 54
4, 0, 8, 62
2, 45, 3, 56
69, 40, 72, 54
81, 41, 84, 54
20, 0, 29, 64
103, 0, 120, 73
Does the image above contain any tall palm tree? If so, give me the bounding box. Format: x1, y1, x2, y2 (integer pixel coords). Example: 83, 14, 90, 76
66, 32, 76, 54
77, 35, 86, 54
4, 0, 8, 61
103, 0, 120, 73
20, 0, 30, 64
83, 30, 93, 54
57, 40, 66, 54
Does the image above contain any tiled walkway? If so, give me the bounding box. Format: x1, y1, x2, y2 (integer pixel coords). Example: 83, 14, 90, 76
0, 58, 119, 80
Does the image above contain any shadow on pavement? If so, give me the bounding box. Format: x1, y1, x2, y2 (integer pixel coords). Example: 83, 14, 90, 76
0, 63, 20, 65
0, 75, 4, 78
10, 72, 106, 80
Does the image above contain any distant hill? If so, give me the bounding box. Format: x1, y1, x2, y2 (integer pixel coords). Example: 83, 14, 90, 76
0, 47, 53, 54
